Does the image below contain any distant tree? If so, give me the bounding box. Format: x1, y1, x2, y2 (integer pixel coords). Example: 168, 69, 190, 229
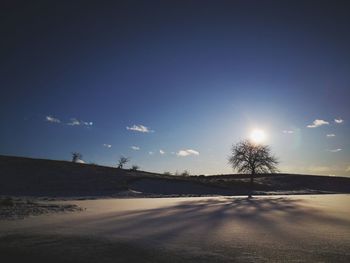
131, 165, 139, 171
181, 170, 190, 176
163, 171, 172, 176
228, 140, 278, 197
117, 156, 130, 169
72, 152, 82, 163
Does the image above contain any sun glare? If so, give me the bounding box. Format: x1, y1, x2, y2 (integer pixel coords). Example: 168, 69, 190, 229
250, 129, 266, 144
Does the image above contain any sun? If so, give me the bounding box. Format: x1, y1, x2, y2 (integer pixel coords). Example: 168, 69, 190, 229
250, 129, 266, 144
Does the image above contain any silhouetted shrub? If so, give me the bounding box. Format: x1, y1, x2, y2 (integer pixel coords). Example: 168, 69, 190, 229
131, 165, 139, 171
72, 152, 82, 163
181, 170, 190, 176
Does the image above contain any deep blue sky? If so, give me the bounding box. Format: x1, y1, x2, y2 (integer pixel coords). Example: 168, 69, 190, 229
1, 1, 349, 175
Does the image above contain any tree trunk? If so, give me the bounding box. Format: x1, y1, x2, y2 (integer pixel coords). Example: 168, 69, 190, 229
249, 172, 255, 198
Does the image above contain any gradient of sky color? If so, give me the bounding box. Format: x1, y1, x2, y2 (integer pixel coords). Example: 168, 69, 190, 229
1, 1, 349, 176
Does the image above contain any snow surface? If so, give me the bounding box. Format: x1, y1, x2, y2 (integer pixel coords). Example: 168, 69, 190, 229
1, 195, 350, 262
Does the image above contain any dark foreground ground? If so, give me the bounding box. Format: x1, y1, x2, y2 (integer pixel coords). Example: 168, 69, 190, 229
1, 155, 350, 197
1, 195, 349, 263
0, 234, 174, 263
1, 232, 345, 263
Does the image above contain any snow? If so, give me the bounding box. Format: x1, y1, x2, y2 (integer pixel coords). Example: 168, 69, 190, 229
1, 195, 350, 262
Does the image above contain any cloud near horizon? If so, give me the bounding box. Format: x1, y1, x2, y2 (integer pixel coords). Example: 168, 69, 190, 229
126, 124, 153, 133
176, 149, 199, 157
282, 130, 294, 134
131, 146, 140, 150
307, 119, 329, 128
326, 134, 335, 137
329, 148, 342, 153
103, 144, 112, 148
46, 115, 61, 123
334, 118, 344, 124
159, 149, 165, 155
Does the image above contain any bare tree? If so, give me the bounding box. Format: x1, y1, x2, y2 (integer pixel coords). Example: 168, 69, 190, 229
71, 152, 82, 163
117, 156, 130, 169
228, 140, 278, 197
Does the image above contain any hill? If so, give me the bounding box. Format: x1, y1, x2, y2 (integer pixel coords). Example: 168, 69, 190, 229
1, 155, 350, 197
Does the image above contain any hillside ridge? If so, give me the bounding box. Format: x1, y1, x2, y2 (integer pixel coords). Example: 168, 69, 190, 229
1, 155, 350, 197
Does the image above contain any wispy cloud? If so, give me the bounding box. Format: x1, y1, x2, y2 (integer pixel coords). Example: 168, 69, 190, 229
46, 115, 61, 123
148, 151, 154, 155
176, 149, 199, 157
159, 149, 165, 155
126, 124, 153, 133
45, 115, 93, 127
131, 146, 140, 150
326, 134, 335, 137
346, 166, 350, 172
67, 118, 93, 126
306, 119, 329, 128
103, 144, 112, 148
334, 118, 343, 124
328, 148, 342, 153
282, 130, 294, 134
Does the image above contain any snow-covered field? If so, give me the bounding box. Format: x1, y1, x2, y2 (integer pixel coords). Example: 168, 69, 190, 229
1, 195, 350, 262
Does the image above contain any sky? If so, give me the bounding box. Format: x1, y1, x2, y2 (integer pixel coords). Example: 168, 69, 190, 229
1, 0, 350, 176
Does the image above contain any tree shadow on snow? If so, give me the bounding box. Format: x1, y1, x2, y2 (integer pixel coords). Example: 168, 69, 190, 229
75, 197, 350, 245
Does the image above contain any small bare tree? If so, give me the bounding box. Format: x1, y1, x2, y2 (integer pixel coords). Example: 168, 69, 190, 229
228, 140, 278, 197
72, 152, 82, 163
117, 156, 130, 169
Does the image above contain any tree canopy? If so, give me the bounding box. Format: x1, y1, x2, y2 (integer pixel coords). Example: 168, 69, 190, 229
229, 140, 278, 175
